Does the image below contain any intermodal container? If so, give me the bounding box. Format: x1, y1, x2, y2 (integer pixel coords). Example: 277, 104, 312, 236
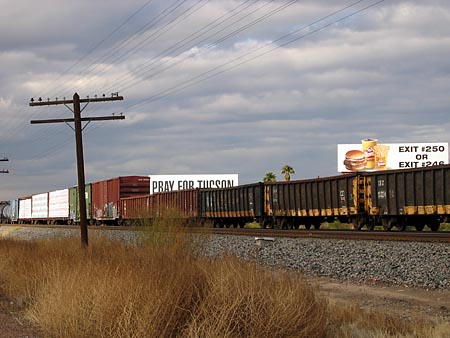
92, 176, 150, 222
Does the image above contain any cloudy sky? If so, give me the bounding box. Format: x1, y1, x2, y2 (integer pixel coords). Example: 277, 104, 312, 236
1, 0, 449, 200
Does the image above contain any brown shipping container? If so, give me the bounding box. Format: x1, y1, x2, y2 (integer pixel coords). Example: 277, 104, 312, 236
92, 176, 150, 222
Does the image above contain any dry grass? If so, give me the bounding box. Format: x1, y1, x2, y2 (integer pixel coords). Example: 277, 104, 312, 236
0, 219, 448, 338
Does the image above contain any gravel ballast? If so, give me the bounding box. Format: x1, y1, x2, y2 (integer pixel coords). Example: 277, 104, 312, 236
1, 226, 449, 290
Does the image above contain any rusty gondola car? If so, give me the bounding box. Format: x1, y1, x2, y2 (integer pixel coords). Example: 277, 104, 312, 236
120, 189, 200, 225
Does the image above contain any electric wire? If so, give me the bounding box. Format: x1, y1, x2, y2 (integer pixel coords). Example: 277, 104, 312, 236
124, 0, 381, 111
1, 0, 385, 188
0, 0, 158, 146
101, 0, 282, 95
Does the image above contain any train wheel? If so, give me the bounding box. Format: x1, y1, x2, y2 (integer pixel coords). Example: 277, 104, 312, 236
428, 219, 440, 232
382, 218, 394, 231
366, 223, 375, 231
415, 224, 425, 231
397, 223, 406, 232
351, 218, 364, 231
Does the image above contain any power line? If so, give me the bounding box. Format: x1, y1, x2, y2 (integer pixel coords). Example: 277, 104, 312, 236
102, 0, 281, 94
0, 0, 155, 146
124, 0, 381, 111
60, 0, 193, 97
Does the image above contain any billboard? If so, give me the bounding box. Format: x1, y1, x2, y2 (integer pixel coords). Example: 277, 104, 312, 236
338, 140, 448, 172
149, 174, 239, 194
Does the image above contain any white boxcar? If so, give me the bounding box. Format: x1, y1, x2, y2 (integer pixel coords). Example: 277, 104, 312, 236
49, 189, 69, 219
19, 198, 32, 220
32, 193, 48, 219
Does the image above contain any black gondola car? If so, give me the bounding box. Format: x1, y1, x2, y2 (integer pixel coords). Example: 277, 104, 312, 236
200, 183, 264, 227
364, 164, 450, 231
262, 173, 362, 229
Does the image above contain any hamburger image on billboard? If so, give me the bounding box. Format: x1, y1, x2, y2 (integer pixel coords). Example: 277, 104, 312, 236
343, 150, 366, 171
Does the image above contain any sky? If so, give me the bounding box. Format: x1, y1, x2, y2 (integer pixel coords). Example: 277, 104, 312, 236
1, 0, 449, 200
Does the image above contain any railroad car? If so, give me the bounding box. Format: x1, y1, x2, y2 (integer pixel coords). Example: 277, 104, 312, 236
199, 183, 264, 228
1, 199, 19, 223
69, 184, 92, 224
18, 197, 32, 224
47, 189, 70, 224
362, 164, 450, 231
91, 176, 150, 225
262, 173, 360, 229
5, 165, 450, 231
119, 189, 200, 225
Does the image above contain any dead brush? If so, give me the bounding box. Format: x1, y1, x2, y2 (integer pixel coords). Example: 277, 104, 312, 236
1, 234, 449, 338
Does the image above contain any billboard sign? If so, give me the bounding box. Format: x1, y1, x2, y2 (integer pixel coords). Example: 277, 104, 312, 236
338, 140, 448, 172
149, 174, 239, 194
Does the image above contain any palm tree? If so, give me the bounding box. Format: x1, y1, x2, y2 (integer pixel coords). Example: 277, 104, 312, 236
281, 165, 295, 181
263, 172, 276, 182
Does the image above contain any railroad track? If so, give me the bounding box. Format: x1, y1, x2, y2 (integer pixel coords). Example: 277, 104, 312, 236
2, 224, 450, 243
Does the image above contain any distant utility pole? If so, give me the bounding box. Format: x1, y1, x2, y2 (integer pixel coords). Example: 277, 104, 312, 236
30, 93, 124, 247
0, 157, 9, 173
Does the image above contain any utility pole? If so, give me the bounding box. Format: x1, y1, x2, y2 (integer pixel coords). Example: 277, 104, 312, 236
30, 93, 124, 247
0, 157, 9, 173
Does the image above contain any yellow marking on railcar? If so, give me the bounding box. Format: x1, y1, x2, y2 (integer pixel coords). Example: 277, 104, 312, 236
348, 207, 358, 215
369, 207, 380, 215
404, 206, 417, 214
425, 206, 436, 214
338, 207, 348, 215
437, 205, 450, 214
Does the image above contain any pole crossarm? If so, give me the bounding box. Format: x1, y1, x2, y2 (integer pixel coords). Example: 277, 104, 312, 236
29, 95, 123, 106
31, 115, 125, 124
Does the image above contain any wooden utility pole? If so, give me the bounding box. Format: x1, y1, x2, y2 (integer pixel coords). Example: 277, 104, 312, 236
30, 93, 124, 247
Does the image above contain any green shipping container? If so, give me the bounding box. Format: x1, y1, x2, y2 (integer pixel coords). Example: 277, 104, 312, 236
69, 184, 92, 223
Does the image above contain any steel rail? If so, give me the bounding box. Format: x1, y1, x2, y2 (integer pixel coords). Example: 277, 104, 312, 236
1, 224, 450, 243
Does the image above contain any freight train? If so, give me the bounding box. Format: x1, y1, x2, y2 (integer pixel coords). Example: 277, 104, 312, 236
2, 164, 450, 231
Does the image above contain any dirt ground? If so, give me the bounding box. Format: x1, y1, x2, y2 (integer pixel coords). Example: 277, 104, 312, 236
309, 276, 450, 324
1, 279, 449, 337
0, 290, 42, 338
